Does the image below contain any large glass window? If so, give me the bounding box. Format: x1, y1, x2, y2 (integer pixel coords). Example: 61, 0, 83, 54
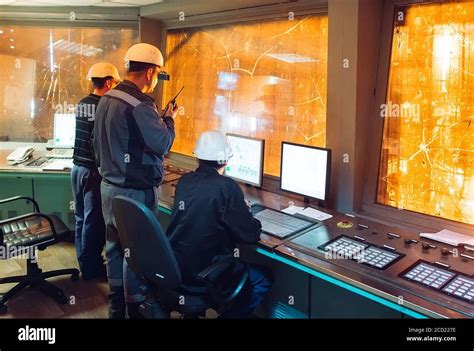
377, 2, 474, 224
163, 15, 328, 176
0, 25, 138, 142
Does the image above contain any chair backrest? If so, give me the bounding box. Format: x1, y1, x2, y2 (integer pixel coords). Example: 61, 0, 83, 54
112, 196, 181, 290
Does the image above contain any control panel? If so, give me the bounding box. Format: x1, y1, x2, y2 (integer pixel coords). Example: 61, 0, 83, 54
283, 212, 474, 315
318, 235, 404, 270
401, 260, 474, 304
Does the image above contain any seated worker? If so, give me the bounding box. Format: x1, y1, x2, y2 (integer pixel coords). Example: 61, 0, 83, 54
166, 131, 273, 318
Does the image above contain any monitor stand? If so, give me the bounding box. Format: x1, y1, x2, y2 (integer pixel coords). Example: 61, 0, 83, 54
304, 196, 325, 208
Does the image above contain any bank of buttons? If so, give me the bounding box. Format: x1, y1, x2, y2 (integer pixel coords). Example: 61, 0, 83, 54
323, 237, 368, 258
442, 275, 474, 303
358, 246, 400, 269
403, 262, 455, 289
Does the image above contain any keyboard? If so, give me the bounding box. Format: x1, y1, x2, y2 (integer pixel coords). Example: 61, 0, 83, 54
47, 148, 73, 158
253, 208, 314, 238
26, 157, 49, 167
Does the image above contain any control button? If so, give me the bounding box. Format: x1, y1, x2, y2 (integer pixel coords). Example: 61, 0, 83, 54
441, 247, 450, 256
404, 238, 418, 245
371, 231, 378, 235
460, 253, 474, 260
422, 242, 437, 250
434, 261, 450, 268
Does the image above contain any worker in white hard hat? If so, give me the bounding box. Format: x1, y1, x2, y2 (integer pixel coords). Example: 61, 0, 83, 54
166, 131, 273, 318
71, 62, 121, 281
92, 43, 178, 319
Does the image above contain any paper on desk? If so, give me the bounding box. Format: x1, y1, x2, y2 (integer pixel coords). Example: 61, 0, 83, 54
298, 207, 333, 221
281, 205, 304, 215
420, 229, 474, 248
42, 159, 73, 171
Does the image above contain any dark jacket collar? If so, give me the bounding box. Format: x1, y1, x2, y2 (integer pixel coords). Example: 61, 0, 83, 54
195, 164, 220, 175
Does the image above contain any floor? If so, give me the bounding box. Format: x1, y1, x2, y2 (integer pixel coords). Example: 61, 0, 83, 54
0, 242, 109, 318
0, 242, 219, 319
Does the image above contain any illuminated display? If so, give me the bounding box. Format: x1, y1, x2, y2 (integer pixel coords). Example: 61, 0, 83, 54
377, 2, 474, 224
163, 15, 328, 176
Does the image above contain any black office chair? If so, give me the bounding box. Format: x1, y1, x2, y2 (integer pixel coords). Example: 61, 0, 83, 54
0, 196, 80, 314
112, 196, 248, 318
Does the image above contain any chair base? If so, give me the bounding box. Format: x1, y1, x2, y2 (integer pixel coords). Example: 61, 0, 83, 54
0, 258, 79, 314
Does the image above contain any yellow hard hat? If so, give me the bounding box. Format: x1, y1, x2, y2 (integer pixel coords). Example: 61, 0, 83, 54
86, 62, 121, 81
124, 43, 164, 68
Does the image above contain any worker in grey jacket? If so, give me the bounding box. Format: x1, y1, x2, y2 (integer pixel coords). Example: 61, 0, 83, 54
92, 43, 177, 319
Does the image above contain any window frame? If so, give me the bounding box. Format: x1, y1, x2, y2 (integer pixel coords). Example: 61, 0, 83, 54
362, 0, 474, 234
158, 4, 329, 189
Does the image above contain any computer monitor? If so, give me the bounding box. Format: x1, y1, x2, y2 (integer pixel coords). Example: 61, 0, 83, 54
280, 142, 331, 204
225, 134, 265, 187
53, 113, 75, 148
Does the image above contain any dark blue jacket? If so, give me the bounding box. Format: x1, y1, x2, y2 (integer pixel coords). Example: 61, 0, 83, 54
167, 164, 262, 287
92, 80, 175, 189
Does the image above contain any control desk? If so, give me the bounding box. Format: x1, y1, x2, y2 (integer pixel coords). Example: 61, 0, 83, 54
1, 149, 473, 318
156, 159, 474, 319
275, 213, 473, 318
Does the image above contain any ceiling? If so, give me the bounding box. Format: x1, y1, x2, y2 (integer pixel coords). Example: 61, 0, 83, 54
140, 0, 294, 20
0, 0, 315, 22
0, 0, 162, 7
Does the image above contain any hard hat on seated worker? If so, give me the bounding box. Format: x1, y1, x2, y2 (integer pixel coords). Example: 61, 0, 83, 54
193, 130, 233, 164
86, 62, 121, 81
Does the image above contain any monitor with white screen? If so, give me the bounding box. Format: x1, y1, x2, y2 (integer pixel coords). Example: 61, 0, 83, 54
225, 134, 265, 187
280, 142, 331, 202
53, 113, 76, 148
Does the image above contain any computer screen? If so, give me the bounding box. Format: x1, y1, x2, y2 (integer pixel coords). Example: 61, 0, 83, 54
225, 134, 265, 187
280, 142, 331, 201
53, 113, 76, 147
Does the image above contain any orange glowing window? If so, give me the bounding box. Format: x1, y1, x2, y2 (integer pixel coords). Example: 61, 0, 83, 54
377, 2, 474, 224
163, 15, 328, 176
0, 26, 137, 142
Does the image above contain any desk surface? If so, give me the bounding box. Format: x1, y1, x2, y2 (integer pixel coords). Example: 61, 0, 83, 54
0, 150, 70, 175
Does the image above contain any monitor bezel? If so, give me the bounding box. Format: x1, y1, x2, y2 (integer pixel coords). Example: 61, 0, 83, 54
225, 133, 265, 188
279, 141, 331, 202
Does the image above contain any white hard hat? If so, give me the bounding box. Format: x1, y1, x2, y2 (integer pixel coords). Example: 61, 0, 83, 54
86, 62, 121, 81
194, 131, 233, 163
124, 43, 164, 68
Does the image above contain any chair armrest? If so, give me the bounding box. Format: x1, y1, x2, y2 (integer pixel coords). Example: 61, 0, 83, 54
0, 196, 40, 213
197, 259, 236, 280
198, 259, 249, 305
0, 212, 58, 240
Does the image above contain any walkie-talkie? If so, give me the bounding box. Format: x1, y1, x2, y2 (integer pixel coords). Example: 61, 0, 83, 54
162, 86, 184, 117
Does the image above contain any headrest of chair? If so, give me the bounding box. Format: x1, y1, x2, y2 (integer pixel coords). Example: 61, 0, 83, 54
112, 196, 181, 290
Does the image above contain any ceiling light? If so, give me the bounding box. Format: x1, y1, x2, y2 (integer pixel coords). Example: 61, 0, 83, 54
266, 53, 318, 63
53, 39, 103, 57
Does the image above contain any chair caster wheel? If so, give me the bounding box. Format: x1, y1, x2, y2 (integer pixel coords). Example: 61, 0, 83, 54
71, 272, 79, 282
0, 304, 8, 315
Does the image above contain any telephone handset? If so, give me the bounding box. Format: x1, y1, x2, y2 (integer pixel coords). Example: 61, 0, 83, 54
7, 147, 34, 164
